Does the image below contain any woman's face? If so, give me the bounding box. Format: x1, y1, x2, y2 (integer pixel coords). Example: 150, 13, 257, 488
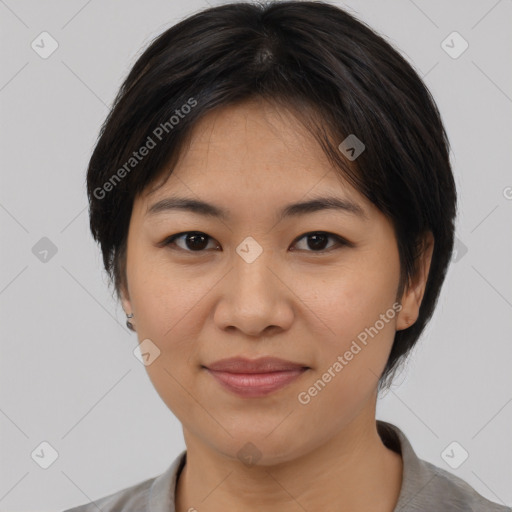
121, 99, 426, 464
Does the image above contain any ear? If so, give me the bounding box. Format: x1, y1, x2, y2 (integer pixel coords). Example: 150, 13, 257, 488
120, 279, 132, 316
396, 231, 434, 331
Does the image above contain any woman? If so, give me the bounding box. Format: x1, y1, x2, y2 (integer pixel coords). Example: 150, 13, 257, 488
63, 1, 509, 511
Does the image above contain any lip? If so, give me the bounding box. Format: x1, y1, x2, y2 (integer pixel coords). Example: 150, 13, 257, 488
206, 356, 308, 373
204, 357, 309, 398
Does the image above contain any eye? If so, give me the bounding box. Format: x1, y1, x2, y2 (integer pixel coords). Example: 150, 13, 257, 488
161, 231, 351, 253
291, 231, 351, 252
162, 231, 220, 252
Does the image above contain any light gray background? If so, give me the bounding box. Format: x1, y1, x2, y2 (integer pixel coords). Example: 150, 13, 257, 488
1, 0, 511, 510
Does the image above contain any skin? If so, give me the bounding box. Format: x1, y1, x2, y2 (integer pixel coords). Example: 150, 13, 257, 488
121, 98, 434, 512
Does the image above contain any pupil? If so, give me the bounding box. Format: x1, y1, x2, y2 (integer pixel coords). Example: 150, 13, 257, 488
187, 233, 207, 250
309, 233, 327, 250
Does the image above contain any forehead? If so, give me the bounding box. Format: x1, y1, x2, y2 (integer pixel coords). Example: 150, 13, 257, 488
177, 99, 329, 172
136, 99, 376, 228
147, 99, 361, 197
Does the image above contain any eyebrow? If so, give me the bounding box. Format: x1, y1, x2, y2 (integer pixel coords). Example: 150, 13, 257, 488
146, 195, 367, 221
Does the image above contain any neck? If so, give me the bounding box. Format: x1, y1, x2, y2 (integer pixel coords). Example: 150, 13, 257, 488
175, 413, 403, 512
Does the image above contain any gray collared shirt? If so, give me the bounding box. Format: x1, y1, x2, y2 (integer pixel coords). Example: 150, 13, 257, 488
62, 421, 510, 511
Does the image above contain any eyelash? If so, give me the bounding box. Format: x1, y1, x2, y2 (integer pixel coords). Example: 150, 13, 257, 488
160, 231, 353, 254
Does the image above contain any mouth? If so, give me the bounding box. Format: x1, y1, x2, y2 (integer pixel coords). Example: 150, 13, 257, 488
203, 357, 310, 398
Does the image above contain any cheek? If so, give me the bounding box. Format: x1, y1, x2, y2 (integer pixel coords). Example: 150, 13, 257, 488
128, 260, 208, 420
306, 251, 400, 343
128, 247, 206, 339
296, 249, 400, 400
295, 276, 399, 435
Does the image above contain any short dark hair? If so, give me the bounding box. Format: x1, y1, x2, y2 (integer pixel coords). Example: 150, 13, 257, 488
87, 0, 457, 391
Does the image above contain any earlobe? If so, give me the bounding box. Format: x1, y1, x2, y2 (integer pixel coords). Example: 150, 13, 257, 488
396, 232, 434, 331
120, 284, 137, 332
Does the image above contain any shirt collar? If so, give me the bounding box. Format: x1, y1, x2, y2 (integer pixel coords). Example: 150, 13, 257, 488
377, 420, 439, 510
148, 447, 186, 512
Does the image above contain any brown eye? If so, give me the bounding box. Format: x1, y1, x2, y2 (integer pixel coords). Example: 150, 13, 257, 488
163, 232, 218, 252
291, 232, 350, 252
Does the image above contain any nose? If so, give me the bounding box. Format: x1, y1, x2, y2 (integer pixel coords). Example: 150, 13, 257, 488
213, 245, 294, 338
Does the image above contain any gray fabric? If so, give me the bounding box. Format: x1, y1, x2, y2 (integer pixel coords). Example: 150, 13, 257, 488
62, 421, 510, 511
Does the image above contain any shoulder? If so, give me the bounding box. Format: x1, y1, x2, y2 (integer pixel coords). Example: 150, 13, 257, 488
418, 459, 511, 512
61, 450, 187, 512
376, 421, 510, 512
61, 476, 155, 512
